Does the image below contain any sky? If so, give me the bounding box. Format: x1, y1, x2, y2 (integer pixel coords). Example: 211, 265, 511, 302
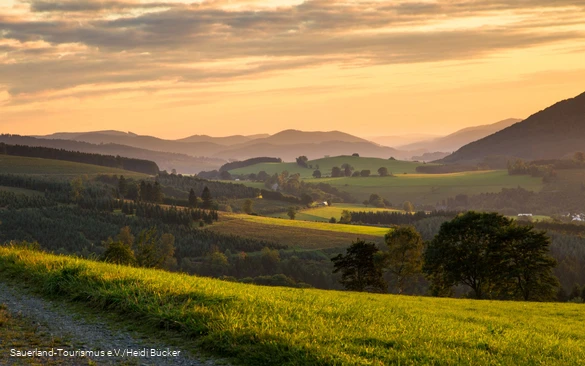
1, 0, 584, 139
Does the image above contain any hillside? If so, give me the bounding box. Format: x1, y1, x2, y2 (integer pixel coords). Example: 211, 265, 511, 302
0, 155, 148, 177
228, 155, 426, 178
441, 92, 585, 163
367, 133, 440, 148
216, 141, 406, 162
37, 129, 410, 162
0, 135, 225, 174
399, 118, 522, 153
1, 247, 584, 365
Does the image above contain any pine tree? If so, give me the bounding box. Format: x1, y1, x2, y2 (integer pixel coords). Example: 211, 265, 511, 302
188, 188, 198, 208
201, 186, 213, 209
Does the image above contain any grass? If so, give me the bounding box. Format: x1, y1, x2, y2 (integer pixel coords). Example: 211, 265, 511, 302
0, 155, 148, 178
269, 204, 401, 222
1, 247, 584, 365
207, 213, 387, 249
316, 170, 543, 205
228, 156, 428, 178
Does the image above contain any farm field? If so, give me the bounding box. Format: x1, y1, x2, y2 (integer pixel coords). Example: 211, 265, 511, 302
206, 213, 388, 249
317, 170, 543, 205
0, 155, 148, 178
269, 203, 402, 222
1, 247, 584, 366
228, 155, 428, 178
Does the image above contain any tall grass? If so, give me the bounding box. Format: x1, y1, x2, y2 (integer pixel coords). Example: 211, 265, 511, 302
1, 247, 584, 365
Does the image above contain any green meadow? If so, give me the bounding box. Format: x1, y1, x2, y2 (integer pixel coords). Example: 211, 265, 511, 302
1, 247, 584, 366
0, 155, 148, 178
228, 156, 427, 178
317, 170, 543, 204
269, 203, 401, 222
207, 213, 388, 249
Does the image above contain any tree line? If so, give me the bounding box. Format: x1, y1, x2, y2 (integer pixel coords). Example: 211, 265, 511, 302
333, 212, 561, 302
0, 143, 159, 175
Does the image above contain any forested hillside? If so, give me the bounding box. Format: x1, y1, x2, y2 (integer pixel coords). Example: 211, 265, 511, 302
441, 91, 585, 163
0, 143, 159, 175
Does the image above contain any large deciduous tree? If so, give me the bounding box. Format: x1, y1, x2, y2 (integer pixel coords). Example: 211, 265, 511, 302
424, 211, 559, 300
332, 240, 387, 293
384, 226, 424, 294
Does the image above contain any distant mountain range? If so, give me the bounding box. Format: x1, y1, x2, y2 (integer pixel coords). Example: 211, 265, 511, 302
441, 91, 585, 164
397, 118, 522, 153
0, 135, 225, 174
35, 129, 408, 163
21, 114, 545, 174
367, 133, 440, 148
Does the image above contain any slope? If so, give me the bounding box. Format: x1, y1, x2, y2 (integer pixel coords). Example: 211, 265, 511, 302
1, 247, 583, 365
400, 118, 522, 152
441, 92, 585, 163
0, 135, 225, 174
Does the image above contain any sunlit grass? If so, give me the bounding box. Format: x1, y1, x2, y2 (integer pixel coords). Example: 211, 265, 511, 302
269, 203, 401, 222
1, 247, 584, 365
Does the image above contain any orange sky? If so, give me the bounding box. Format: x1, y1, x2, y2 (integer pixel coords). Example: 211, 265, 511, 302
1, 0, 584, 139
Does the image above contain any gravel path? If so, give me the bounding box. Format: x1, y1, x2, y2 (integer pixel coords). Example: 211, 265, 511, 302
0, 281, 220, 366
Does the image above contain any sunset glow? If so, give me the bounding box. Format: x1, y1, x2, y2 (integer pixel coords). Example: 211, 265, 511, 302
1, 0, 584, 138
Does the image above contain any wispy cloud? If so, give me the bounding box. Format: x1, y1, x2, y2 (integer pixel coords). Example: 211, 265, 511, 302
1, 0, 584, 103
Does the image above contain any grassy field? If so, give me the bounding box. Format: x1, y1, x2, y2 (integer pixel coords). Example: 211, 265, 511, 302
1, 247, 584, 365
0, 155, 148, 178
269, 203, 401, 222
206, 213, 388, 249
316, 170, 543, 205
228, 156, 428, 178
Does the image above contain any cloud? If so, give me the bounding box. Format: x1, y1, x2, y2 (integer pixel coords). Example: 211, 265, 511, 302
1, 0, 584, 102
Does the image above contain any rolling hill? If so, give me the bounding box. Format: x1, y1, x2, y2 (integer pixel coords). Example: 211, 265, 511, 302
0, 135, 225, 174
367, 133, 440, 148
2, 247, 584, 365
399, 118, 522, 153
37, 129, 411, 163
441, 91, 585, 163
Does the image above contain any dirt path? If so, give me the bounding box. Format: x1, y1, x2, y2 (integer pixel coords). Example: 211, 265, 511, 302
0, 281, 220, 366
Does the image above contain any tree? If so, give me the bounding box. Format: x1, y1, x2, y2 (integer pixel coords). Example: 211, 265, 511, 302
152, 181, 164, 203
296, 156, 309, 168
329, 217, 337, 223
287, 207, 297, 220
134, 228, 175, 269
424, 212, 505, 299
352, 153, 360, 157
339, 210, 352, 224
201, 186, 213, 209
360, 170, 371, 177
351, 171, 360, 177
118, 175, 128, 197
220, 171, 232, 180
312, 170, 322, 178
363, 200, 369, 207
341, 163, 354, 177
369, 194, 385, 208
402, 201, 414, 213
574, 152, 585, 164
331, 166, 342, 177
257, 171, 269, 181
424, 211, 559, 300
384, 226, 423, 294
493, 225, 559, 301
378, 167, 389, 177
332, 240, 387, 293
101, 227, 135, 265
243, 199, 254, 214
188, 188, 198, 208
70, 176, 84, 202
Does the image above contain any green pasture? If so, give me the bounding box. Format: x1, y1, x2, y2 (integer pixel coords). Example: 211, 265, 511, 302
1, 247, 583, 366
317, 170, 543, 205
269, 203, 402, 222
228, 155, 427, 178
